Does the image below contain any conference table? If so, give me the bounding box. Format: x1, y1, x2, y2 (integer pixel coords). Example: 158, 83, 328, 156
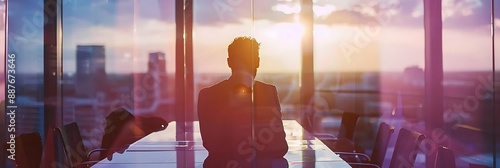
92, 120, 351, 168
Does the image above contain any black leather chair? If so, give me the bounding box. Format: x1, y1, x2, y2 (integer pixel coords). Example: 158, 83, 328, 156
317, 112, 360, 152
348, 128, 425, 168
55, 122, 109, 168
337, 122, 395, 168
338, 112, 361, 141
387, 128, 426, 168
12, 132, 43, 168
99, 108, 167, 160
435, 146, 456, 168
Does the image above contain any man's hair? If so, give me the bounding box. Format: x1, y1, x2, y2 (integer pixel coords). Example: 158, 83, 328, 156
228, 36, 260, 59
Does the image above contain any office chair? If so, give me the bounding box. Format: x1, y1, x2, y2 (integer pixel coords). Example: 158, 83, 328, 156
336, 122, 395, 168
348, 128, 425, 168
14, 132, 43, 168
99, 108, 167, 160
317, 112, 360, 152
338, 112, 361, 141
55, 122, 111, 168
435, 146, 456, 168
387, 128, 426, 168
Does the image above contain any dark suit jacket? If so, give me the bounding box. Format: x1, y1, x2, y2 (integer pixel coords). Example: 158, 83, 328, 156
198, 79, 288, 167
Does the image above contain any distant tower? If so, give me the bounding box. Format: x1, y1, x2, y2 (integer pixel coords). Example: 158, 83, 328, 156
144, 52, 167, 108
148, 52, 166, 73
76, 45, 106, 97
148, 52, 167, 90
149, 52, 167, 97
403, 66, 424, 86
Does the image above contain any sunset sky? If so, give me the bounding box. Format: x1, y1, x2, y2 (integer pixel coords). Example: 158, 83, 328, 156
4, 0, 500, 74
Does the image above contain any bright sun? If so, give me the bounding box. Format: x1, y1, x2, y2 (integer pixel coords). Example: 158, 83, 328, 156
265, 21, 305, 43
263, 14, 334, 44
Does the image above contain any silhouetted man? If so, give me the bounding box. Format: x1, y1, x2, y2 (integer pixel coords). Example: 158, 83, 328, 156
198, 37, 288, 167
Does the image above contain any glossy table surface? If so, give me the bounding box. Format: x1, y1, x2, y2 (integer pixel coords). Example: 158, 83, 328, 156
92, 120, 351, 168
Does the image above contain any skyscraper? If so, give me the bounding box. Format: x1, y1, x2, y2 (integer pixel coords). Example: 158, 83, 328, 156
76, 45, 106, 97
132, 52, 168, 111
148, 52, 166, 73
148, 52, 167, 98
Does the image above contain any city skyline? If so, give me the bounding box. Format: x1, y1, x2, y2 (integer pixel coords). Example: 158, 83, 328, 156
0, 1, 498, 167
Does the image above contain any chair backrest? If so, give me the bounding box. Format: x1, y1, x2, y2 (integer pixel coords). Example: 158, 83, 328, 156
16, 132, 43, 168
100, 108, 135, 159
338, 112, 360, 141
389, 128, 425, 168
137, 116, 168, 133
100, 108, 168, 160
435, 146, 456, 168
56, 122, 88, 167
370, 122, 395, 167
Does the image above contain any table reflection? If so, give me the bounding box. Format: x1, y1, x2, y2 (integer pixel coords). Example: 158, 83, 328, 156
92, 120, 351, 168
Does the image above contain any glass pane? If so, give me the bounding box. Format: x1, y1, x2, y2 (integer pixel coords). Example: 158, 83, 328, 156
193, 0, 255, 88
442, 0, 494, 167
312, 0, 426, 167
193, 0, 256, 166
62, 0, 174, 155
10, 0, 496, 167
4, 0, 44, 167
253, 0, 302, 121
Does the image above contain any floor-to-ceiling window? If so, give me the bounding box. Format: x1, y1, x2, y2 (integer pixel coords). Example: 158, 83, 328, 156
193, 0, 256, 165
441, 0, 495, 167
3, 0, 45, 167
2, 0, 500, 167
193, 0, 255, 116
312, 0, 427, 166
61, 0, 175, 153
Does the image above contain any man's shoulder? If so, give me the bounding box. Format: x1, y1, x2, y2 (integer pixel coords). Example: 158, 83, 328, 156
199, 80, 228, 94
199, 80, 277, 93
255, 81, 277, 90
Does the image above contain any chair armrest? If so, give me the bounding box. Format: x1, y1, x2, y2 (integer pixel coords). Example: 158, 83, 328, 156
87, 149, 109, 159
88, 144, 132, 159
313, 133, 338, 140
77, 160, 100, 168
336, 152, 370, 162
347, 162, 380, 168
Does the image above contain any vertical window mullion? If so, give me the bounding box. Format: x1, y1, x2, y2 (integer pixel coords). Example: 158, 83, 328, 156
424, 0, 444, 167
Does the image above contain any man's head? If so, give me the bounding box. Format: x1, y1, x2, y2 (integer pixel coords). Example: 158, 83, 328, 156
227, 36, 260, 77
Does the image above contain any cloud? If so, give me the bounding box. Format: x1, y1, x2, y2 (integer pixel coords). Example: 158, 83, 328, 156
409, 0, 492, 29
442, 0, 483, 20
316, 10, 376, 25
193, 0, 244, 25
312, 0, 497, 29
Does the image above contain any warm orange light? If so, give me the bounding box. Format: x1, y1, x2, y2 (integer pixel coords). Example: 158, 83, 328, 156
264, 20, 305, 43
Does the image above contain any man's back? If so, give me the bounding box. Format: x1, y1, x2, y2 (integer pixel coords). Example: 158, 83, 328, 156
198, 79, 288, 166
